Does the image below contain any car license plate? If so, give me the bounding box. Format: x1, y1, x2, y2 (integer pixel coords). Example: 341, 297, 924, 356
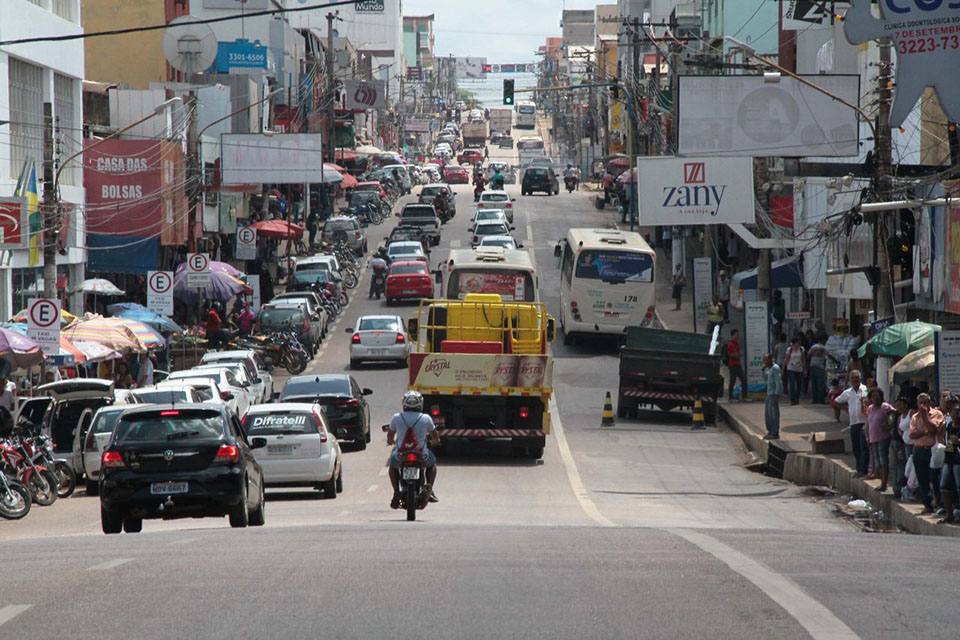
369, 349, 387, 355
402, 289, 418, 295
267, 445, 294, 455
150, 482, 188, 495
402, 467, 420, 480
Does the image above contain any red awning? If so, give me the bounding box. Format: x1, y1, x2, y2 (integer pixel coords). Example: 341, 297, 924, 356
335, 149, 359, 162
249, 219, 304, 240
607, 156, 630, 169
327, 163, 358, 188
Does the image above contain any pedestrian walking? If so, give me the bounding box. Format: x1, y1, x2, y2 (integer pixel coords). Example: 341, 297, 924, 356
763, 353, 782, 440
772, 334, 788, 374
672, 264, 686, 311
866, 388, 897, 491
706, 295, 724, 336
306, 208, 319, 251
909, 393, 947, 514
939, 401, 960, 523
783, 337, 806, 405
725, 329, 747, 401
717, 270, 731, 321
893, 395, 915, 497
807, 337, 828, 404
836, 370, 869, 477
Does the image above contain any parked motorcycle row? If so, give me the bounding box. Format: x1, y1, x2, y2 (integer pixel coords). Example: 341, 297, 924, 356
1, 422, 76, 520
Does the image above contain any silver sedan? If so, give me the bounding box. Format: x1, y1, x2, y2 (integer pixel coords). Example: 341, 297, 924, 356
347, 315, 410, 368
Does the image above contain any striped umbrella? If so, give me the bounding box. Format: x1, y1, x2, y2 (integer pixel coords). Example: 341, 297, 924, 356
62, 315, 147, 353
72, 341, 122, 363
116, 310, 183, 334
1, 323, 86, 364
116, 318, 166, 351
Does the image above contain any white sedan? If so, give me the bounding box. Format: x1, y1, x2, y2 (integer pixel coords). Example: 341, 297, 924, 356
477, 235, 523, 250
242, 403, 343, 498
157, 378, 240, 416
190, 363, 259, 409
200, 349, 274, 403
347, 315, 410, 369
167, 368, 251, 417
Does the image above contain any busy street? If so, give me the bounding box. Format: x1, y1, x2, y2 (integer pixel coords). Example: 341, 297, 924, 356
1, 1, 960, 639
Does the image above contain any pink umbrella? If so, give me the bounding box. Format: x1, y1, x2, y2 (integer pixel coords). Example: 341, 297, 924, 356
175, 260, 242, 279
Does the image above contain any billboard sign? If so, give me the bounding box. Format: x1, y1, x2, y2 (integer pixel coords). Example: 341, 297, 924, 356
221, 134, 324, 185
845, 1, 960, 128
678, 75, 860, 157
0, 197, 29, 249
343, 80, 387, 110
354, 0, 385, 11
455, 57, 487, 79
744, 301, 769, 391
782, 1, 834, 30
405, 118, 431, 133
203, 0, 269, 8
636, 157, 755, 226
212, 39, 268, 73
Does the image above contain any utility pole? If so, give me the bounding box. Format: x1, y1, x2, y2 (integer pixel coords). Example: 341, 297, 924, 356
326, 11, 337, 164
186, 92, 200, 251
873, 37, 895, 319
629, 18, 641, 231
41, 102, 58, 300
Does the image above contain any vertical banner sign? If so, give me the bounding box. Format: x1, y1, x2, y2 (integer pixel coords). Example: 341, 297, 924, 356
936, 331, 960, 399
745, 301, 770, 393
27, 298, 60, 356
147, 271, 174, 316
693, 257, 713, 333
186, 253, 211, 288
235, 226, 257, 260
248, 275, 261, 312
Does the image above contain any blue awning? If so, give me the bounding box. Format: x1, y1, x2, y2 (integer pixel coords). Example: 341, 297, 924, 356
732, 255, 803, 290
87, 234, 158, 274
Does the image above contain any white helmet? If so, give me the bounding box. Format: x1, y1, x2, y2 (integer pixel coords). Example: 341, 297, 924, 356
402, 390, 424, 412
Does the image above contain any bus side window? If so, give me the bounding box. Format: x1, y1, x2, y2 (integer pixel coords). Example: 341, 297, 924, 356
561, 244, 574, 284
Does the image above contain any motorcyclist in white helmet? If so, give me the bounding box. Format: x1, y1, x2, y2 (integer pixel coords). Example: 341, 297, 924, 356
387, 390, 440, 509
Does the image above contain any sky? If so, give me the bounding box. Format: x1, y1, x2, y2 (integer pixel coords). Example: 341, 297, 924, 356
402, 0, 602, 63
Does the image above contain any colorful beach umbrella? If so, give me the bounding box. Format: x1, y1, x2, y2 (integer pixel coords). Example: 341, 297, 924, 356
62, 315, 147, 353
116, 310, 183, 334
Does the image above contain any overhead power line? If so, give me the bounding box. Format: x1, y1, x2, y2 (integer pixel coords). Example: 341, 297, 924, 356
0, 0, 360, 47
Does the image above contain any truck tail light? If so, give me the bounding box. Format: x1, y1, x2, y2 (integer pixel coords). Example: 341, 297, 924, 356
431, 404, 440, 417
519, 406, 530, 419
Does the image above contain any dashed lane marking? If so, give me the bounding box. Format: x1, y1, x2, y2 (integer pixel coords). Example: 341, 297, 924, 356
449, 239, 462, 248
169, 536, 198, 547
0, 605, 31, 628
87, 558, 134, 571
378, 466, 388, 477
367, 484, 378, 493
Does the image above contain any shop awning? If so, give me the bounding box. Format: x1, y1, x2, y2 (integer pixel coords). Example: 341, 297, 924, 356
732, 255, 803, 290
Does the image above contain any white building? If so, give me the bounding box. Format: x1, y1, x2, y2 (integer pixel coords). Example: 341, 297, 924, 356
289, 0, 405, 102
0, 0, 86, 319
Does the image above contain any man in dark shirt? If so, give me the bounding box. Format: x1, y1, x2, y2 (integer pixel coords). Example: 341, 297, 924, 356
726, 329, 747, 401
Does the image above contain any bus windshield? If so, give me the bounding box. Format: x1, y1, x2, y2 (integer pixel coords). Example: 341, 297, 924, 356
448, 269, 535, 302
575, 250, 653, 283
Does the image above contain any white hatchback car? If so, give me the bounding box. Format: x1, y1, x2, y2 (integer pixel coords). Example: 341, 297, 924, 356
200, 349, 275, 402
80, 405, 130, 495
477, 234, 522, 250
242, 403, 343, 498
347, 315, 410, 368
477, 190, 515, 223
157, 378, 238, 416
167, 368, 252, 417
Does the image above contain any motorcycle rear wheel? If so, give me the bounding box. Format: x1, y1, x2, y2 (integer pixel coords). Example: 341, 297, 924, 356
406, 484, 417, 522
343, 272, 359, 290
284, 351, 308, 375
0, 482, 31, 519
54, 462, 76, 498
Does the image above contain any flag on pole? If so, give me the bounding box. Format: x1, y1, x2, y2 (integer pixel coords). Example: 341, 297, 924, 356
22, 164, 41, 267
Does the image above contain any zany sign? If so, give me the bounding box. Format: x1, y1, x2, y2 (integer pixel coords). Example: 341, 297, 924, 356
636, 157, 755, 226
845, 0, 960, 127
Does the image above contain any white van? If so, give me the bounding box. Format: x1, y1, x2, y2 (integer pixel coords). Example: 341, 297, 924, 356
555, 228, 656, 344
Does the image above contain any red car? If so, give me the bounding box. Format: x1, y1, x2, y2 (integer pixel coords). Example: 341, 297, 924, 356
443, 165, 470, 184
457, 149, 484, 165
385, 261, 434, 303
356, 181, 388, 200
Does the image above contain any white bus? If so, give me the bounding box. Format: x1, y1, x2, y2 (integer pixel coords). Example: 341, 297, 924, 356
555, 228, 656, 344
441, 248, 538, 302
515, 101, 537, 129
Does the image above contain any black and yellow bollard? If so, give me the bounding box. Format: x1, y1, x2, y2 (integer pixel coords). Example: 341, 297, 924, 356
691, 399, 705, 430
601, 392, 616, 427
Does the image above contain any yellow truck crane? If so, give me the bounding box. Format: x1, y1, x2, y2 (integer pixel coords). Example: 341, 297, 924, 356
405, 294, 555, 459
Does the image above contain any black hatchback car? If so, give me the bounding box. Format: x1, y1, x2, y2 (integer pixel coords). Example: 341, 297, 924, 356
521, 167, 559, 196
280, 375, 372, 449
99, 404, 266, 534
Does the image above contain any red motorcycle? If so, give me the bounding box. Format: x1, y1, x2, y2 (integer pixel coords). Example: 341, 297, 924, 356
1, 437, 59, 506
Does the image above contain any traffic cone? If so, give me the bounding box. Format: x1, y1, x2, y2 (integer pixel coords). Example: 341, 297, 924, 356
601, 392, 615, 427
691, 399, 705, 430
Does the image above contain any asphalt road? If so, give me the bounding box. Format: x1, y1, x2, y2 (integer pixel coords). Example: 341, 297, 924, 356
1, 118, 958, 639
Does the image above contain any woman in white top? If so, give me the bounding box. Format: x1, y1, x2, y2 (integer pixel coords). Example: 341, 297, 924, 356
893, 395, 915, 496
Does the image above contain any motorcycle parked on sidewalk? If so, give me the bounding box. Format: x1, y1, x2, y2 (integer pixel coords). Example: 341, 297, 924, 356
0, 437, 58, 506
0, 470, 30, 519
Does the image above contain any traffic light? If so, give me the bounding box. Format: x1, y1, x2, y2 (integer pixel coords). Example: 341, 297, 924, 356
503, 79, 514, 106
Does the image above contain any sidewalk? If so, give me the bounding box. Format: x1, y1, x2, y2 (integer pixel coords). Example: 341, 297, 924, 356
721, 400, 960, 538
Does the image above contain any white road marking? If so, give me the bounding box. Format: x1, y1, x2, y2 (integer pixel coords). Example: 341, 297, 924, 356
378, 466, 388, 477
449, 239, 462, 248
0, 605, 31, 628
670, 529, 859, 640
169, 537, 198, 547
548, 395, 614, 527
367, 484, 378, 493
87, 558, 134, 571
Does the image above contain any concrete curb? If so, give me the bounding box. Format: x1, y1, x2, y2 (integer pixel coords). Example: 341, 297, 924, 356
719, 405, 960, 538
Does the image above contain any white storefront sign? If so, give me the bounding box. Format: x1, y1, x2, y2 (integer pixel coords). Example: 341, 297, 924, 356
147, 271, 174, 316
745, 301, 770, 391
27, 298, 60, 356
936, 331, 960, 397
636, 157, 755, 226
248, 275, 261, 312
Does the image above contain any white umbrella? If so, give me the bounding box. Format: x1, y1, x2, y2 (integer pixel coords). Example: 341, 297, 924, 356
70, 278, 124, 296
319, 164, 345, 184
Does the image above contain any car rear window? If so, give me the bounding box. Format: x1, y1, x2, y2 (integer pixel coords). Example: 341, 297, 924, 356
244, 412, 318, 436
482, 193, 509, 202
389, 244, 420, 255
476, 224, 508, 235
295, 261, 330, 272
282, 378, 351, 398
325, 219, 357, 231
171, 372, 221, 385
359, 317, 401, 331
114, 411, 224, 443
260, 308, 305, 326
402, 207, 435, 218
133, 389, 190, 404
390, 264, 426, 275
421, 187, 441, 196
528, 168, 547, 176
91, 411, 123, 435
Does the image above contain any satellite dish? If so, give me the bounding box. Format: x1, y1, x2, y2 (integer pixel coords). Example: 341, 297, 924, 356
162, 17, 218, 78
